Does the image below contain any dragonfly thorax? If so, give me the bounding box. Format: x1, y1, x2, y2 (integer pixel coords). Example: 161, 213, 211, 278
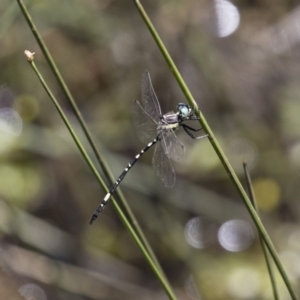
158, 112, 180, 132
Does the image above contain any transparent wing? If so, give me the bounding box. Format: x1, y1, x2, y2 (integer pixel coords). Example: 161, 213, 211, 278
132, 100, 157, 144
161, 130, 185, 162
141, 70, 162, 122
152, 139, 175, 188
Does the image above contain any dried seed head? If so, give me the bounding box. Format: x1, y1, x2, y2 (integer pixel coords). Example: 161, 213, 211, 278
24, 50, 35, 62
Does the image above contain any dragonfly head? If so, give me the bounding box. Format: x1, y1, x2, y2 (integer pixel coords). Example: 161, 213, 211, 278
177, 103, 196, 120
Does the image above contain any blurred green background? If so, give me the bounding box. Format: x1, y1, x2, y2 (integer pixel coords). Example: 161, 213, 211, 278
1, 0, 300, 299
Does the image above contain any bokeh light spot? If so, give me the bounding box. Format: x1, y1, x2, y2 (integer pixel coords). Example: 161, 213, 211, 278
214, 0, 240, 37
19, 283, 47, 300
185, 275, 201, 300
288, 142, 300, 169
185, 217, 217, 249
218, 219, 254, 252
252, 178, 280, 211
0, 164, 43, 206
206, 0, 240, 38
279, 250, 300, 279
227, 268, 260, 298
0, 108, 22, 136
225, 138, 258, 174
15, 94, 40, 123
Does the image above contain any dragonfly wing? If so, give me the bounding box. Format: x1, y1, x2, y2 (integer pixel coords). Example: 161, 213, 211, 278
141, 70, 162, 122
162, 130, 185, 162
132, 100, 157, 144
152, 140, 175, 188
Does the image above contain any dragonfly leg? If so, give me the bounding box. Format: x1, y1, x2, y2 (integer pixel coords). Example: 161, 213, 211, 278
182, 124, 208, 140
183, 124, 202, 132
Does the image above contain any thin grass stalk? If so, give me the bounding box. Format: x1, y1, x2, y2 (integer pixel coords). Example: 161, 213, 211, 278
133, 1, 297, 299
243, 161, 279, 300
25, 51, 177, 300
16, 0, 166, 280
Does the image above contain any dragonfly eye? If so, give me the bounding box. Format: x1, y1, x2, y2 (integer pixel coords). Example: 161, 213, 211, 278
177, 103, 191, 118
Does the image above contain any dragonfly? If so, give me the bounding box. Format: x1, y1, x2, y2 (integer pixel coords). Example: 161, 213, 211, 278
90, 70, 206, 224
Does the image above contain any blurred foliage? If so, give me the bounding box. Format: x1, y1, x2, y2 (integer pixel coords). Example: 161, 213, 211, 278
1, 0, 300, 299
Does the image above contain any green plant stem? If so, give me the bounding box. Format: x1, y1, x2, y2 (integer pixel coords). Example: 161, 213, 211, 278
26, 57, 177, 300
134, 1, 297, 299
243, 161, 279, 300
16, 0, 166, 282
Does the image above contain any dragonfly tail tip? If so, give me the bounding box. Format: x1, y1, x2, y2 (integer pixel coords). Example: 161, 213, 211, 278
89, 214, 98, 225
